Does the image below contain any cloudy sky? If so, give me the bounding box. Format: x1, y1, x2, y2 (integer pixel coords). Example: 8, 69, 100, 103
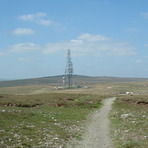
0, 0, 148, 79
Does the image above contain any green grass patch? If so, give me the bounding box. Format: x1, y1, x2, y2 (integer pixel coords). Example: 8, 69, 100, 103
0, 93, 105, 147
110, 95, 148, 148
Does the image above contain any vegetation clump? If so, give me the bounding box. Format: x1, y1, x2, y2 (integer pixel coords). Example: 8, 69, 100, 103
110, 95, 148, 148
0, 93, 104, 147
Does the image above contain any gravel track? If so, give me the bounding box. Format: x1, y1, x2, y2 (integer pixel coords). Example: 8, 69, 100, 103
73, 97, 116, 148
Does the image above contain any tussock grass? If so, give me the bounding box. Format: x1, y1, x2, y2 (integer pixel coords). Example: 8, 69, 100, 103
0, 93, 105, 147
110, 95, 148, 148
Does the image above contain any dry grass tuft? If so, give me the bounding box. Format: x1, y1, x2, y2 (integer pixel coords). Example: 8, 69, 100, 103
110, 95, 148, 148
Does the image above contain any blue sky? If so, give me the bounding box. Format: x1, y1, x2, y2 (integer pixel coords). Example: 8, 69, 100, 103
0, 0, 148, 79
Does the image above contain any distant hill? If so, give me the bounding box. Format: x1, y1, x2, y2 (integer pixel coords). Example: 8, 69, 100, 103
0, 79, 10, 81
0, 75, 148, 87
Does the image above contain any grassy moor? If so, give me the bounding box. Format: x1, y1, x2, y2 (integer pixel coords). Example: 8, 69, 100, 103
110, 95, 148, 148
0, 93, 104, 147
0, 76, 148, 147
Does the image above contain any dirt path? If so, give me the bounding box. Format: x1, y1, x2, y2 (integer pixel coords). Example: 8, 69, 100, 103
72, 97, 116, 148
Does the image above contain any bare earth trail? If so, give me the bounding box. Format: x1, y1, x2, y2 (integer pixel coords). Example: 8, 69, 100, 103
72, 97, 116, 148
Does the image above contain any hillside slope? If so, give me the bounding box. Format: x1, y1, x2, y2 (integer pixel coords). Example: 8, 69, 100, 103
0, 75, 148, 87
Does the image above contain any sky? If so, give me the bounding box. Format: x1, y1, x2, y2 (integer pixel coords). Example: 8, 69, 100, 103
0, 0, 148, 79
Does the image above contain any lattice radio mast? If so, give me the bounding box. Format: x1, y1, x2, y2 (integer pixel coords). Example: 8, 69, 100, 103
64, 49, 73, 89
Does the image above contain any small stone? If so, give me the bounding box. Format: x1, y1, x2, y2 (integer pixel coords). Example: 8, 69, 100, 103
53, 137, 59, 140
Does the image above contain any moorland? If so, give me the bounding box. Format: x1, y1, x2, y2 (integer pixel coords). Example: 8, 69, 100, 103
0, 75, 148, 147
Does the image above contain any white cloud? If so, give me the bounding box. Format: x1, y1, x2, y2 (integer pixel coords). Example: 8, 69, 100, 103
38, 19, 53, 26
18, 12, 54, 26
78, 33, 110, 42
135, 60, 143, 64
1, 33, 136, 57
9, 43, 40, 53
43, 33, 136, 56
36, 12, 47, 17
126, 28, 138, 32
19, 12, 47, 21
19, 14, 34, 21
11, 28, 35, 35
141, 12, 148, 19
